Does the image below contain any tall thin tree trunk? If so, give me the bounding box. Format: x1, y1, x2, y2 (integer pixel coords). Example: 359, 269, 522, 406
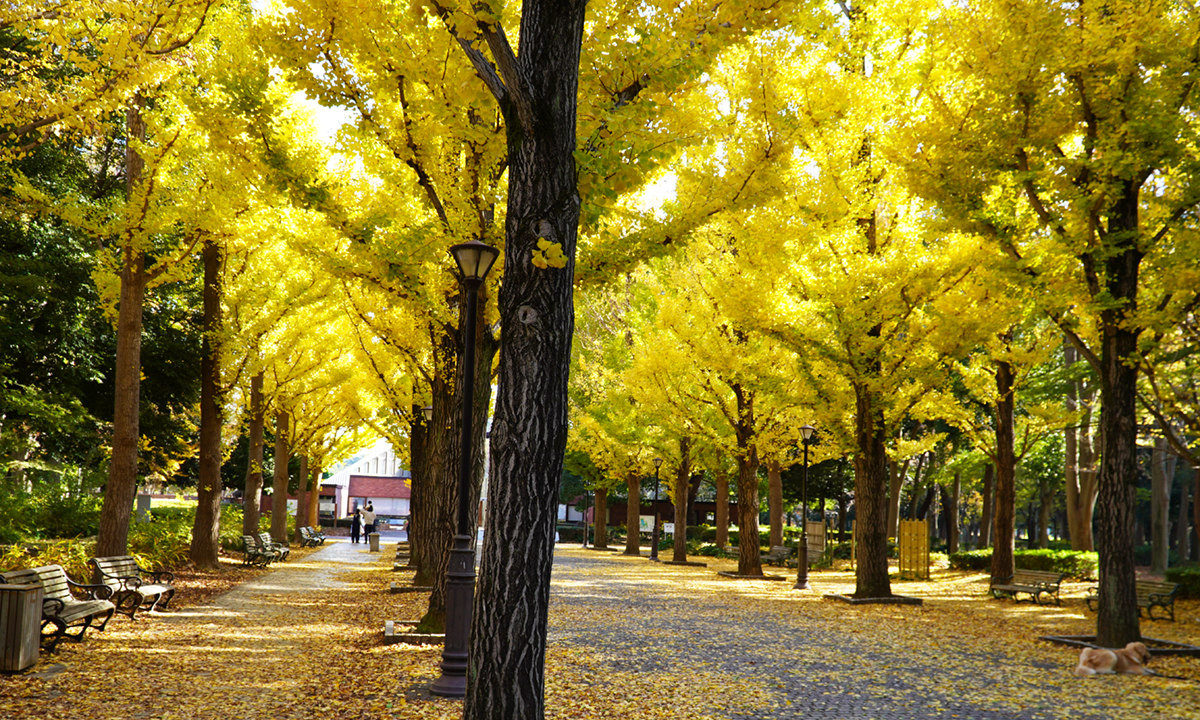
269, 411, 290, 543
944, 472, 961, 554
307, 464, 321, 529
1038, 474, 1053, 549
979, 464, 995, 549
887, 458, 909, 539
243, 371, 265, 536
768, 459, 783, 548
409, 404, 431, 581
1150, 437, 1176, 576
1176, 476, 1191, 565
96, 97, 149, 558
732, 384, 762, 577
991, 357, 1017, 582
294, 455, 308, 546
673, 438, 692, 563
593, 487, 608, 550
715, 469, 729, 548
189, 238, 223, 568
624, 471, 641, 555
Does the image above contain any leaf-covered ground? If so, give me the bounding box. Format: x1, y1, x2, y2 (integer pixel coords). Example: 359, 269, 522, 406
2, 543, 1197, 719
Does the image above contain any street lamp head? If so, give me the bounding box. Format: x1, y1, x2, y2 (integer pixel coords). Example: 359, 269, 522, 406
653, 457, 663, 469
422, 405, 433, 422
449, 239, 501, 282
800, 424, 816, 442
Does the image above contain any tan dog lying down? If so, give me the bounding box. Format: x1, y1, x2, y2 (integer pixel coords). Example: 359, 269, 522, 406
1075, 642, 1152, 676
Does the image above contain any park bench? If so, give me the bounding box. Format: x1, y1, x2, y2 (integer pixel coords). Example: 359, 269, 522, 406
989, 569, 1065, 606
299, 526, 325, 547
763, 545, 795, 567
241, 535, 279, 566
0, 564, 115, 652
89, 555, 176, 620
1085, 581, 1180, 621
256, 533, 290, 561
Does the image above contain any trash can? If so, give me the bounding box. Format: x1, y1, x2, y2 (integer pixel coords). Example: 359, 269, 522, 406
368, 532, 381, 552
0, 583, 42, 672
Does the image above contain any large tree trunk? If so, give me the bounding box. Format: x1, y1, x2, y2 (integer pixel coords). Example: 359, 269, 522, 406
673, 438, 692, 563
96, 98, 148, 558
715, 469, 730, 548
623, 471, 641, 555
1093, 186, 1143, 648
465, 7, 587, 713
991, 358, 1017, 582
768, 459, 783, 548
269, 411, 290, 543
887, 458, 908, 539
853, 380, 892, 598
593, 487, 608, 550
422, 301, 497, 632
1150, 437, 1175, 575
307, 464, 321, 529
242, 371, 265, 536
732, 384, 762, 577
189, 238, 223, 568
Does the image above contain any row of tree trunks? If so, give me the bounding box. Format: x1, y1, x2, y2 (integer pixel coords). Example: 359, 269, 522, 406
408, 404, 432, 584
715, 469, 730, 548
1064, 338, 1099, 552
768, 460, 783, 548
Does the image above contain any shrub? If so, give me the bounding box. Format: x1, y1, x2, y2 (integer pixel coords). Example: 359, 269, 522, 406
1164, 566, 1200, 599
695, 543, 736, 559
947, 547, 1098, 579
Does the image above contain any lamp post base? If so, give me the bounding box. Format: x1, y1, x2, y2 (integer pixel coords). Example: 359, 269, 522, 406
794, 541, 810, 591
430, 534, 476, 698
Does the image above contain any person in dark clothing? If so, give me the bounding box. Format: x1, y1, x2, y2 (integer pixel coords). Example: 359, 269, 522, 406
350, 508, 362, 544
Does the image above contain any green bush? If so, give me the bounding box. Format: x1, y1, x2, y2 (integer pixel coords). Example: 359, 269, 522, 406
695, 543, 737, 559
1164, 566, 1200, 598
947, 547, 1098, 579
0, 538, 96, 579
0, 480, 103, 543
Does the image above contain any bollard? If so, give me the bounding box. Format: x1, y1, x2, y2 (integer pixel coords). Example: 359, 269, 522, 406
369, 532, 381, 552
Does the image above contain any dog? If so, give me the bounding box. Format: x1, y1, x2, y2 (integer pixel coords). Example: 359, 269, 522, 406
1074, 641, 1152, 677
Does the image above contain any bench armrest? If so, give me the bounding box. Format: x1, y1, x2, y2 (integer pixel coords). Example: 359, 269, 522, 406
67, 578, 114, 601
42, 597, 66, 616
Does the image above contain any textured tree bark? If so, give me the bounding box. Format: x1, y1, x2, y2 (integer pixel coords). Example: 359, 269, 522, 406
1038, 474, 1053, 549
189, 238, 224, 568
242, 371, 265, 536
943, 472, 960, 554
269, 411, 290, 543
408, 404, 431, 582
673, 438, 691, 563
623, 472, 642, 555
306, 464, 321, 529
731, 384, 762, 577
715, 470, 729, 548
768, 460, 783, 549
96, 98, 148, 558
1093, 186, 1143, 648
991, 358, 1016, 583
853, 379, 891, 598
464, 5, 587, 715
1064, 340, 1099, 551
593, 487, 608, 550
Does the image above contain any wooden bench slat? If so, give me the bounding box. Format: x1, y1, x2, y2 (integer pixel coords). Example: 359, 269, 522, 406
989, 569, 1065, 606
1085, 581, 1179, 621
89, 555, 176, 620
0, 564, 115, 652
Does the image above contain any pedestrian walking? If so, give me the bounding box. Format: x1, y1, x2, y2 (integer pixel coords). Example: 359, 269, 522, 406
362, 503, 376, 537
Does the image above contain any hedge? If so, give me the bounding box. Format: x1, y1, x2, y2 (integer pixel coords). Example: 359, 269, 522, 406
1164, 566, 1200, 598
948, 547, 1098, 579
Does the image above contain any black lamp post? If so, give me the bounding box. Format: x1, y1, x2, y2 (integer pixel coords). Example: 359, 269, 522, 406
650, 457, 663, 561
795, 424, 816, 591
582, 487, 590, 549
430, 239, 499, 698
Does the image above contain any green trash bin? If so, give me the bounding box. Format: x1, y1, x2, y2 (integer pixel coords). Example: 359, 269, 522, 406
0, 583, 42, 672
